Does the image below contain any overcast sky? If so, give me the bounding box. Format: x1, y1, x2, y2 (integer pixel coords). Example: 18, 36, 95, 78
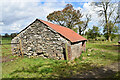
0, 0, 119, 35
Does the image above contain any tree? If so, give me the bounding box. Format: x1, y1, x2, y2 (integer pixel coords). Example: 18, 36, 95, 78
93, 26, 100, 38
4, 33, 9, 37
10, 33, 18, 38
91, 0, 119, 41
83, 14, 91, 34
77, 14, 91, 35
47, 4, 83, 32
86, 26, 100, 39
103, 21, 118, 40
86, 29, 93, 39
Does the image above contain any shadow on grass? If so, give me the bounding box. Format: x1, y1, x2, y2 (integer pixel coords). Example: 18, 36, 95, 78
73, 66, 119, 78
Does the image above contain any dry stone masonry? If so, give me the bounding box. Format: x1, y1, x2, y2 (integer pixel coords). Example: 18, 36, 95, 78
11, 19, 87, 60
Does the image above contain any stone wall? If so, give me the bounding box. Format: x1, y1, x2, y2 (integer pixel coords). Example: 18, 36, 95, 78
11, 20, 69, 60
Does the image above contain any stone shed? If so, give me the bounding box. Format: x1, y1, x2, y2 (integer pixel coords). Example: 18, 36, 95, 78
11, 19, 87, 60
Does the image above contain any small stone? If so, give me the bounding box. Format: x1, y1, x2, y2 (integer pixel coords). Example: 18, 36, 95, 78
46, 38, 50, 40
39, 54, 44, 57
58, 38, 61, 40
57, 42, 61, 45
50, 45, 53, 47
25, 53, 28, 55
56, 47, 62, 50
30, 45, 34, 47
61, 57, 64, 60
24, 36, 27, 38
52, 53, 56, 57
27, 53, 32, 56
29, 51, 33, 53
34, 35, 38, 37
87, 54, 90, 56
53, 41, 56, 43
28, 56, 31, 58
33, 53, 37, 56
27, 47, 31, 51
56, 57, 59, 60
43, 57, 47, 59
44, 53, 49, 56
56, 53, 62, 57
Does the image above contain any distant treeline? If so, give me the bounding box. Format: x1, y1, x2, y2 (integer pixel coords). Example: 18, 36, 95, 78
1, 33, 18, 38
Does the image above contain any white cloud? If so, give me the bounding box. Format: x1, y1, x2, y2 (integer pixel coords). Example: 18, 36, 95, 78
1, 1, 66, 34
75, 2, 100, 31
82, 3, 101, 26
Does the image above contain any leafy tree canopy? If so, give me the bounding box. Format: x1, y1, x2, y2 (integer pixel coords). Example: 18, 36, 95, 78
47, 4, 83, 32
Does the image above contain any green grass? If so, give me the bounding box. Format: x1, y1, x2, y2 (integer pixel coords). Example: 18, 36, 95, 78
2, 37, 119, 78
85, 41, 119, 65
2, 37, 12, 44
2, 57, 95, 78
1, 37, 12, 56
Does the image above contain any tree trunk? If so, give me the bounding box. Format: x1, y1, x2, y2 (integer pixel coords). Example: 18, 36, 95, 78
108, 36, 111, 42
104, 2, 110, 42
79, 26, 82, 35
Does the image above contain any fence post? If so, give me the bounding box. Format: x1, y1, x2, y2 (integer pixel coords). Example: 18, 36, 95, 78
19, 39, 23, 57
17, 34, 23, 57
65, 43, 68, 60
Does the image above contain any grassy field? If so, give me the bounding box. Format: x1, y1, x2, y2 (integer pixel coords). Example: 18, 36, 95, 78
2, 37, 119, 78
1, 37, 12, 56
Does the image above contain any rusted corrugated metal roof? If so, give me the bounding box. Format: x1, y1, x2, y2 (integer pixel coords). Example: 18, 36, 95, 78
38, 19, 87, 43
